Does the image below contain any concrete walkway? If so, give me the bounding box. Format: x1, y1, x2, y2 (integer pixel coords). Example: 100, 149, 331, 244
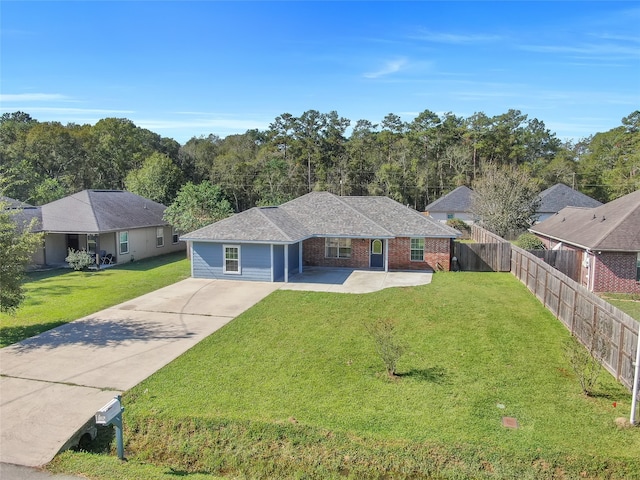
282, 267, 433, 293
0, 269, 432, 470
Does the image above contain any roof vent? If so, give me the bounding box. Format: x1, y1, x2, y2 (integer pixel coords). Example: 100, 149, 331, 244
561, 217, 565, 222
592, 214, 596, 220
601, 215, 606, 222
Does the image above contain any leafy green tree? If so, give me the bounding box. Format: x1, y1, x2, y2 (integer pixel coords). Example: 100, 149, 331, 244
125, 152, 184, 206
0, 195, 43, 312
163, 181, 234, 234
471, 164, 540, 238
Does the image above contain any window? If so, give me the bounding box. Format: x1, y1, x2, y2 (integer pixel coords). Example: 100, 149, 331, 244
172, 228, 179, 244
636, 253, 640, 282
119, 231, 129, 255
224, 245, 240, 274
447, 213, 454, 220
156, 227, 164, 247
372, 239, 383, 255
410, 238, 424, 261
325, 238, 352, 258
87, 234, 97, 255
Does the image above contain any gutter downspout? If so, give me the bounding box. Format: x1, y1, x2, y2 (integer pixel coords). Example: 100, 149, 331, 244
631, 323, 640, 425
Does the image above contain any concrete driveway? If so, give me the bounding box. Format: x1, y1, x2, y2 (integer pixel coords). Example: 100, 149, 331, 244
0, 268, 432, 469
0, 278, 279, 468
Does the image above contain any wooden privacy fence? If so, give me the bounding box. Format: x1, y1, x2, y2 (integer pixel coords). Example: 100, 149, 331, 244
454, 226, 511, 272
528, 250, 581, 282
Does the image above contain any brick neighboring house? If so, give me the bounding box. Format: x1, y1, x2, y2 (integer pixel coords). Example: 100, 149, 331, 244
182, 192, 460, 282
530, 190, 640, 293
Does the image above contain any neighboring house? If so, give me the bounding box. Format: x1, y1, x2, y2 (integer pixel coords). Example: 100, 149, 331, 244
36, 190, 185, 267
535, 183, 602, 223
182, 192, 460, 282
530, 189, 640, 293
1, 196, 45, 265
424, 186, 476, 224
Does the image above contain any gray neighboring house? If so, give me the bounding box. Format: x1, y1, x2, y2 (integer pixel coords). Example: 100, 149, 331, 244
424, 186, 476, 224
182, 191, 460, 282
37, 190, 185, 267
2, 196, 45, 265
535, 183, 602, 223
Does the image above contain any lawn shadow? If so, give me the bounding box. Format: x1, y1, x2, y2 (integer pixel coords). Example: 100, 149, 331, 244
109, 251, 187, 273
398, 366, 448, 384
0, 321, 68, 348
7, 316, 196, 352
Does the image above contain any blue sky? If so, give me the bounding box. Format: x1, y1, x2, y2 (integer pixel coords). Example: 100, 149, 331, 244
1, 1, 638, 145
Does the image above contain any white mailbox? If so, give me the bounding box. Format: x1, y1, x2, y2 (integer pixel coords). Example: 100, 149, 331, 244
95, 397, 122, 425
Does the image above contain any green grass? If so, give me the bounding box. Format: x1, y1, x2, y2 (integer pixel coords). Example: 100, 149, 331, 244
49, 272, 640, 479
600, 293, 640, 320
0, 251, 190, 347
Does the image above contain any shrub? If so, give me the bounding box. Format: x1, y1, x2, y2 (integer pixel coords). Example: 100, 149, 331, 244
365, 318, 405, 378
515, 232, 545, 250
446, 218, 470, 236
65, 248, 94, 271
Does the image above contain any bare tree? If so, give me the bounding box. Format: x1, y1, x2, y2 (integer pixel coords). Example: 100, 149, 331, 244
471, 164, 540, 237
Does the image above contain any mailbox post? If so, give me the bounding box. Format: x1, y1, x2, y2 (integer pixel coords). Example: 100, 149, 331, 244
95, 395, 125, 460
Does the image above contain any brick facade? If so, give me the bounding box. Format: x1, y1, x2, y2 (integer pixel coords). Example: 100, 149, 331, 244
302, 236, 451, 271
534, 233, 639, 293
593, 252, 639, 294
303, 237, 370, 268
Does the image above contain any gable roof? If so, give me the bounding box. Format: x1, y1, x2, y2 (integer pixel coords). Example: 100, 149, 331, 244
41, 190, 168, 233
536, 183, 602, 214
530, 189, 640, 251
183, 192, 460, 243
424, 186, 474, 213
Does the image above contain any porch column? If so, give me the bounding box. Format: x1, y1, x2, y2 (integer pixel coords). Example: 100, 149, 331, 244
270, 244, 274, 282
384, 239, 389, 272
284, 244, 289, 283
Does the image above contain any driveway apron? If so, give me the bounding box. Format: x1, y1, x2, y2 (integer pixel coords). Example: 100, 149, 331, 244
0, 278, 279, 467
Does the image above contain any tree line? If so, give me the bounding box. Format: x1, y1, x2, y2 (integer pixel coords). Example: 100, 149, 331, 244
1, 109, 638, 211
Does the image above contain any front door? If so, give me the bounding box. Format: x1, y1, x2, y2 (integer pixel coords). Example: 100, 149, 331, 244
370, 239, 384, 268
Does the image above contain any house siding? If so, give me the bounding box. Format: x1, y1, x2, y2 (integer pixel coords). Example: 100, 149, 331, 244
288, 242, 300, 276
593, 252, 639, 294
388, 237, 450, 271
303, 237, 370, 268
192, 242, 272, 281
273, 244, 285, 281
120, 226, 185, 263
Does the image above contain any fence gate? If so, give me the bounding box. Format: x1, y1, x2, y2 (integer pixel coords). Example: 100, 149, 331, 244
454, 242, 512, 272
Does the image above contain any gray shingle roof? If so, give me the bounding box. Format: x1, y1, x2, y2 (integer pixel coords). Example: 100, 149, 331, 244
536, 183, 602, 214
530, 189, 640, 251
41, 190, 168, 233
183, 192, 460, 243
424, 186, 474, 213
2, 197, 41, 232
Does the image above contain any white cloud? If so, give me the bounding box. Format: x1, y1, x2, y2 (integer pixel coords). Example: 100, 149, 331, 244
411, 30, 502, 44
363, 58, 408, 79
0, 93, 69, 102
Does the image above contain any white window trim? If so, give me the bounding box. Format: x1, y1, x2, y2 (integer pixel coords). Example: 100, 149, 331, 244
410, 237, 425, 262
223, 245, 241, 275
119, 231, 129, 255
172, 227, 179, 244
156, 227, 165, 248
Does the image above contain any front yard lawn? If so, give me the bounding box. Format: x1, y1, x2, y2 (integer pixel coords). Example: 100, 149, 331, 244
50, 272, 640, 479
0, 252, 190, 347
